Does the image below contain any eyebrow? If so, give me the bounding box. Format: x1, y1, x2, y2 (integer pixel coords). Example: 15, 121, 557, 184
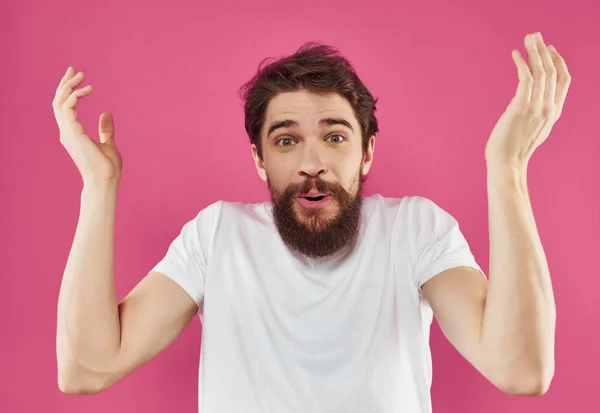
266, 117, 355, 138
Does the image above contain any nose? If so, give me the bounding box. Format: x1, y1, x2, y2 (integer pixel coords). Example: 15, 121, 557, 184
298, 145, 327, 179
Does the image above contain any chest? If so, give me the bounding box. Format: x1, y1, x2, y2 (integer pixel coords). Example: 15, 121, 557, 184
203, 230, 421, 346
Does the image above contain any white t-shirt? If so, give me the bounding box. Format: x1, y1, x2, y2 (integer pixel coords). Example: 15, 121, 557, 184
151, 194, 485, 413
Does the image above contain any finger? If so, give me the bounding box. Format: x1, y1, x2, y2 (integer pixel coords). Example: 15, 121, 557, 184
55, 66, 75, 97
525, 33, 545, 105
61, 85, 93, 125
511, 49, 533, 105
536, 35, 557, 106
55, 71, 86, 112
99, 112, 115, 144
547, 45, 572, 117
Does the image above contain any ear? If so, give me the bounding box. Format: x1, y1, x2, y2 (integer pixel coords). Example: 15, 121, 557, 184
361, 135, 376, 176
251, 144, 268, 182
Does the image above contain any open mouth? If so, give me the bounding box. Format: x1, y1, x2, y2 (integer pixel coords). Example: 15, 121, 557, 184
297, 194, 333, 209
304, 195, 327, 202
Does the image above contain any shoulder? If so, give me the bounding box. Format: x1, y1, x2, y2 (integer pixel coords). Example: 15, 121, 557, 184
366, 194, 452, 242
364, 193, 439, 217
199, 199, 275, 235
194, 199, 266, 220
191, 200, 224, 225
218, 200, 271, 222
363, 193, 406, 212
399, 196, 458, 237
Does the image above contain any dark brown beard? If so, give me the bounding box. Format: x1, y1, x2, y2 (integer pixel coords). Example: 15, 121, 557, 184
269, 172, 364, 260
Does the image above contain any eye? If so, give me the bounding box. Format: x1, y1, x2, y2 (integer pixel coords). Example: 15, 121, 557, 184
276, 137, 296, 147
326, 134, 346, 143
275, 134, 345, 147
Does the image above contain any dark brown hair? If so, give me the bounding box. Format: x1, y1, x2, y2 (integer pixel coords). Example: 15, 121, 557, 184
238, 42, 379, 159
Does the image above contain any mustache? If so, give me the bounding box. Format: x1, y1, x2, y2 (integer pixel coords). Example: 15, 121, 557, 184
272, 177, 352, 207
268, 172, 364, 207
296, 177, 332, 195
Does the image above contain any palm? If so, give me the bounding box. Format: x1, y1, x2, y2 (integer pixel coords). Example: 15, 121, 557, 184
92, 138, 122, 175
60, 112, 122, 184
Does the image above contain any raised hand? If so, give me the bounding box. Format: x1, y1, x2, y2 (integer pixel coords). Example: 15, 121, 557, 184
52, 67, 123, 186
484, 32, 571, 167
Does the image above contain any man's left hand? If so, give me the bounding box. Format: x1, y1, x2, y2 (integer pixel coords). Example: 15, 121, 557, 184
484, 32, 572, 166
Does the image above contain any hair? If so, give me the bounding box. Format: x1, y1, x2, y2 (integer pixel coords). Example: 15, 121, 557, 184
238, 42, 380, 160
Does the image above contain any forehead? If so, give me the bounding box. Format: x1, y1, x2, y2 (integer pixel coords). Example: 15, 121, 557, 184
264, 90, 357, 130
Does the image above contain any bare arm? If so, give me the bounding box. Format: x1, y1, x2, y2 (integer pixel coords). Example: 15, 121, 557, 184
56, 184, 120, 382
479, 163, 555, 393
54, 67, 198, 394
57, 184, 199, 394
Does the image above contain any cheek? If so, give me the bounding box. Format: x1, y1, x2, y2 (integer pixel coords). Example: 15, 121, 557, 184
273, 152, 303, 172
265, 161, 296, 189
342, 164, 363, 193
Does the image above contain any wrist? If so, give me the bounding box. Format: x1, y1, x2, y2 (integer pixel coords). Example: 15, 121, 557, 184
82, 180, 120, 198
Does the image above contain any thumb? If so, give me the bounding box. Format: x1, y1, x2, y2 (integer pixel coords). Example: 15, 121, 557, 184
98, 112, 115, 144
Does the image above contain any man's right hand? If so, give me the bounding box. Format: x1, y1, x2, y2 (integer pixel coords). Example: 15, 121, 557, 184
52, 66, 123, 186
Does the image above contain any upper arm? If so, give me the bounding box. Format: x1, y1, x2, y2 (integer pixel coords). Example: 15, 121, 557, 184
103, 271, 198, 388
72, 204, 220, 393
421, 266, 496, 384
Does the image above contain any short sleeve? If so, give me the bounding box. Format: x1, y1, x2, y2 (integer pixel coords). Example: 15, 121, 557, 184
150, 201, 222, 313
411, 197, 486, 291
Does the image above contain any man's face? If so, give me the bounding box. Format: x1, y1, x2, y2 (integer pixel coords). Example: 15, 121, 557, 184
251, 89, 375, 259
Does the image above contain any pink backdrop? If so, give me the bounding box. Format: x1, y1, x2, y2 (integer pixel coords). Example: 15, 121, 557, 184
1, 0, 598, 411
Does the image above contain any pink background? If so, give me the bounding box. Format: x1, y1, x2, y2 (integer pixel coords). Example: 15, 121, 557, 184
1, 0, 598, 412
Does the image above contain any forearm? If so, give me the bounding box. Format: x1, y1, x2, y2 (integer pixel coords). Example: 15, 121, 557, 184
480, 162, 556, 390
57, 183, 122, 375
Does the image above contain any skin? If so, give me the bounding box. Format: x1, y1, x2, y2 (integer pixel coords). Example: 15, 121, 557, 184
250, 89, 378, 258
422, 32, 570, 396
56, 31, 567, 398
